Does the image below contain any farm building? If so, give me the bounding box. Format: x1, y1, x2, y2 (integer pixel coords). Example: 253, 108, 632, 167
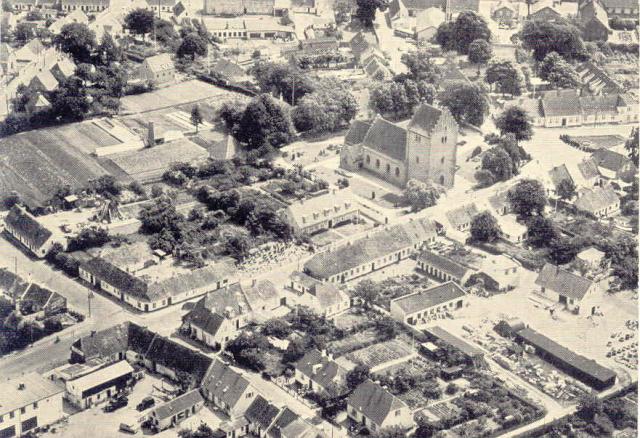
288, 271, 350, 318
416, 250, 473, 284
515, 328, 616, 390
303, 218, 436, 283
4, 205, 61, 257
200, 359, 257, 419
281, 189, 359, 235
535, 263, 603, 315
347, 380, 415, 433
149, 389, 205, 431
293, 349, 348, 397
65, 361, 134, 409
390, 282, 467, 326
574, 186, 620, 218
424, 326, 484, 367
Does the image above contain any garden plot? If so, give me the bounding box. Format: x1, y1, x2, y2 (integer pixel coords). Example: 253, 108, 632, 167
343, 339, 416, 372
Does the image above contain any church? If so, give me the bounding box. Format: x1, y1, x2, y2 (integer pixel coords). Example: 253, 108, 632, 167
340, 103, 459, 189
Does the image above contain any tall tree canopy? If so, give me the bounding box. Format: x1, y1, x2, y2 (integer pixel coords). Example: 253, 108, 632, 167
520, 20, 587, 61
355, 0, 387, 27
438, 83, 488, 127
495, 106, 533, 141
53, 23, 97, 64
124, 8, 155, 38
436, 11, 491, 54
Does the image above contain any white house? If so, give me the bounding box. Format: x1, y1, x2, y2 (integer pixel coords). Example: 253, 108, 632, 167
4, 205, 60, 258
390, 281, 466, 326
347, 380, 415, 434
139, 54, 175, 84
65, 361, 134, 409
281, 190, 359, 236
535, 263, 602, 315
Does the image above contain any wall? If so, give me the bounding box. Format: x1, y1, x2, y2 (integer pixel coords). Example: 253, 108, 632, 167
361, 148, 407, 187
0, 392, 64, 437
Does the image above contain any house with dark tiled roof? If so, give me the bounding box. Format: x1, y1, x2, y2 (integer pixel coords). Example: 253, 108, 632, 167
4, 205, 60, 258
288, 271, 350, 318
340, 103, 459, 188
390, 281, 466, 326
591, 148, 638, 182
548, 158, 603, 195
349, 31, 378, 62
211, 58, 251, 83
574, 186, 620, 218
303, 218, 436, 283
591, 0, 638, 19
19, 283, 67, 317
576, 61, 624, 95
347, 380, 414, 433
264, 407, 303, 438
149, 389, 205, 431
579, 0, 612, 41
535, 263, 602, 314
444, 203, 479, 233
245, 395, 282, 437
416, 251, 474, 284
293, 349, 348, 397
0, 268, 31, 302
201, 359, 258, 419
281, 189, 359, 235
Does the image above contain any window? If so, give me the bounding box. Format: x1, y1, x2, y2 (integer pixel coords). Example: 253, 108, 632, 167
395, 409, 401, 416
440, 156, 445, 164
20, 408, 25, 414
33, 402, 38, 409
9, 412, 13, 419
386, 164, 390, 173
395, 167, 400, 177
416, 156, 419, 163
375, 159, 380, 168
366, 155, 370, 164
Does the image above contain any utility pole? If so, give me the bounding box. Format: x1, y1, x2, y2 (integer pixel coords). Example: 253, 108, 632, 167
87, 291, 94, 318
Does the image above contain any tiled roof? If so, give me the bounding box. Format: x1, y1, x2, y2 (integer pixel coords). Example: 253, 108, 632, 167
245, 395, 281, 431
5, 205, 53, 250
401, 0, 444, 9
591, 148, 633, 172
515, 96, 543, 118
417, 251, 470, 279
448, 0, 479, 13
0, 268, 30, 300
184, 305, 225, 336
350, 31, 377, 57
127, 322, 157, 355
574, 186, 619, 214
600, 0, 637, 9
143, 53, 174, 73
344, 120, 372, 145
425, 326, 484, 358
21, 283, 61, 309
310, 282, 349, 310
146, 336, 213, 384
202, 359, 251, 410
61, 0, 110, 6
409, 103, 448, 136
580, 94, 620, 115
285, 190, 357, 229
392, 281, 466, 314
416, 7, 445, 30
548, 164, 573, 188
280, 418, 328, 438
267, 407, 300, 438
516, 327, 616, 385
72, 323, 129, 360
211, 58, 247, 81
153, 389, 203, 420
535, 263, 594, 299
80, 257, 148, 298
294, 349, 347, 394
347, 380, 408, 428
362, 116, 407, 161
541, 90, 581, 117
445, 203, 479, 229
488, 190, 510, 212
577, 158, 601, 180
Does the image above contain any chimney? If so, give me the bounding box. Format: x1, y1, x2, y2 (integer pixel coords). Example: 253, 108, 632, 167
147, 121, 155, 147
252, 278, 257, 287
17, 383, 25, 390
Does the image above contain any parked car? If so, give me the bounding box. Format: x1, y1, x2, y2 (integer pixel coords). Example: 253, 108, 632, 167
119, 422, 139, 434
137, 396, 155, 411
104, 396, 128, 412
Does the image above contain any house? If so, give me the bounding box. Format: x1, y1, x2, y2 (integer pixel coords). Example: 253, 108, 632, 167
579, 0, 612, 41
364, 56, 392, 80
12, 0, 38, 11
245, 395, 282, 437
288, 271, 350, 318
4, 205, 60, 258
203, 0, 281, 15
349, 31, 378, 62
548, 160, 603, 195
415, 7, 445, 41
70, 322, 131, 364
346, 380, 415, 433
0, 268, 31, 303
61, 0, 110, 12
263, 407, 301, 437
49, 9, 89, 34
201, 359, 257, 419
535, 263, 602, 315
281, 190, 359, 235
210, 58, 250, 83
0, 373, 65, 438
576, 247, 606, 272
424, 326, 484, 367
478, 255, 521, 291
65, 360, 134, 409
149, 389, 205, 431
591, 148, 638, 182
576, 61, 625, 95
19, 283, 67, 317
303, 218, 437, 283
574, 186, 620, 218
182, 279, 281, 349
496, 215, 528, 244
595, 0, 638, 19
205, 16, 296, 40
13, 39, 45, 65
150, 0, 176, 13
390, 281, 466, 326
293, 349, 348, 396
139, 53, 175, 84
444, 203, 479, 232
28, 70, 59, 93
300, 36, 339, 53
416, 250, 473, 284
340, 103, 459, 188
388, 0, 442, 20
492, 1, 517, 22
50, 58, 76, 83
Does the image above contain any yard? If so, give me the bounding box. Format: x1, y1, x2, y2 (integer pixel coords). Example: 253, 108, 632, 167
343, 338, 416, 371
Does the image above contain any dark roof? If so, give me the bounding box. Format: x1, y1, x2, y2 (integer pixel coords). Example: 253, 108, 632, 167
202, 359, 252, 409
424, 326, 484, 358
408, 103, 445, 136
577, 158, 601, 180
80, 257, 148, 299
362, 116, 407, 161
350, 31, 377, 57
146, 336, 213, 384
516, 327, 616, 385
549, 164, 573, 188
392, 282, 466, 314
0, 268, 30, 300
267, 407, 300, 438
600, 0, 637, 9
535, 263, 594, 300
437, 62, 470, 87
344, 120, 372, 145
184, 306, 225, 336
5, 205, 52, 249
400, 0, 444, 10
21, 283, 61, 309
574, 186, 619, 214
417, 251, 470, 279
447, 0, 479, 13
591, 148, 634, 172
154, 389, 204, 420
245, 395, 281, 431
347, 380, 408, 428
294, 349, 346, 395
541, 90, 581, 117
127, 322, 157, 355
211, 58, 247, 81
445, 203, 479, 229
73, 323, 129, 360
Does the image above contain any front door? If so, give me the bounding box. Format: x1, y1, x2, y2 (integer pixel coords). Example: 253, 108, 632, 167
559, 295, 567, 305
562, 118, 567, 127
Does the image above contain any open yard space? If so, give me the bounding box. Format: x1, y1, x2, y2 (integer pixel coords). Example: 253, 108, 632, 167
120, 80, 239, 114
281, 134, 344, 167
343, 338, 416, 371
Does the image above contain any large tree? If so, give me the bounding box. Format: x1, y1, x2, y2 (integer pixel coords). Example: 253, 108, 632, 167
400, 51, 439, 82
468, 38, 493, 67
355, 0, 387, 27
508, 179, 547, 217
96, 33, 122, 65
236, 94, 293, 149
526, 216, 558, 248
539, 52, 580, 89
250, 61, 315, 105
403, 179, 442, 212
481, 147, 513, 181
485, 60, 524, 96
495, 106, 533, 141
292, 79, 357, 134
625, 127, 638, 165
124, 8, 155, 39
177, 32, 207, 59
346, 365, 371, 389
438, 82, 488, 127
520, 20, 587, 61
49, 76, 91, 122
53, 23, 97, 64
436, 11, 491, 54
556, 178, 576, 201
470, 211, 501, 243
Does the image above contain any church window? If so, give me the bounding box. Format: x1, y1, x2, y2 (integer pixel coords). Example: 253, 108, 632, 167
386, 164, 390, 173
439, 175, 445, 185
395, 167, 400, 177
376, 159, 380, 168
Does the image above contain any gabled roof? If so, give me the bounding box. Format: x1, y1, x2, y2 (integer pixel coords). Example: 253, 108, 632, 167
447, 0, 479, 13
445, 203, 479, 229
408, 103, 448, 136
0, 268, 30, 300
541, 90, 581, 117
285, 190, 357, 230
362, 116, 407, 161
294, 349, 347, 394
5, 205, 53, 250
80, 257, 148, 298
591, 148, 634, 172
535, 263, 594, 300
154, 389, 203, 420
549, 164, 573, 188
21, 283, 62, 309
72, 323, 130, 360
245, 395, 281, 431
424, 326, 484, 358
266, 407, 300, 438
211, 58, 247, 81
417, 251, 471, 279
577, 158, 601, 180
30, 70, 59, 92
416, 7, 445, 30
344, 120, 372, 145
391, 281, 466, 314
184, 305, 226, 336
202, 359, 252, 410
347, 380, 408, 428
143, 53, 174, 73
145, 335, 213, 384
350, 31, 377, 57
50, 58, 76, 82
574, 186, 619, 213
